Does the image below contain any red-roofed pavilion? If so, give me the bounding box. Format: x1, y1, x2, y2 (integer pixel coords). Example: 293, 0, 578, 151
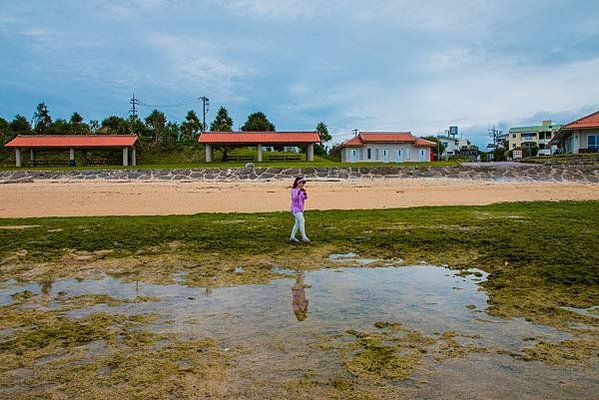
4, 135, 139, 167
198, 131, 321, 162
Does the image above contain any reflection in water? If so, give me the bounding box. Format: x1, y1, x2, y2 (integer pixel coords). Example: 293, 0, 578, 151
292, 271, 309, 321
40, 278, 53, 296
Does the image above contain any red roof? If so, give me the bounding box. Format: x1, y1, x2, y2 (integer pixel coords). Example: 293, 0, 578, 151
340, 132, 435, 148
561, 110, 599, 130
414, 138, 437, 147
4, 135, 138, 148
360, 132, 415, 142
199, 131, 320, 144
341, 136, 363, 147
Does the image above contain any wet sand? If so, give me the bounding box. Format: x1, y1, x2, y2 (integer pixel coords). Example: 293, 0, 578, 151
1, 179, 598, 218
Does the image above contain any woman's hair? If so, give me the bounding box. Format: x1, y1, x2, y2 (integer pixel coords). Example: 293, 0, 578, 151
292, 176, 305, 188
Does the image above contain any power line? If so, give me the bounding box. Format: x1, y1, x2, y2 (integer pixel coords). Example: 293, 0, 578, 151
137, 98, 198, 108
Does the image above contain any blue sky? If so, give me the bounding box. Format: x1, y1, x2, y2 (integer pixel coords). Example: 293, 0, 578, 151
1, 0, 598, 147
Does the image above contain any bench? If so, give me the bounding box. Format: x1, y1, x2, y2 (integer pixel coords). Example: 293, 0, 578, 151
222, 155, 254, 162
29, 160, 70, 167
268, 154, 301, 161
85, 159, 112, 166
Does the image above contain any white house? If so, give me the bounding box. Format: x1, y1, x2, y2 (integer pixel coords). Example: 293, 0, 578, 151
339, 132, 435, 163
437, 135, 472, 158
549, 111, 599, 154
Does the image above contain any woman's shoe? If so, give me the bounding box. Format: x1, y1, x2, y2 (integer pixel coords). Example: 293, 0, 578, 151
290, 238, 300, 244
302, 238, 311, 243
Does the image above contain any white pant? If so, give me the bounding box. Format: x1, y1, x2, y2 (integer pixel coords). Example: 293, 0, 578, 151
290, 212, 308, 240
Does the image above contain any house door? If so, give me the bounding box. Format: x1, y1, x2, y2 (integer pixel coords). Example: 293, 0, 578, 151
383, 149, 389, 163
419, 149, 426, 162
397, 149, 404, 162
351, 149, 357, 162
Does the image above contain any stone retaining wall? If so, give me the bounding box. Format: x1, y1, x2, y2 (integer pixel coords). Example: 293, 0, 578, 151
1, 165, 599, 183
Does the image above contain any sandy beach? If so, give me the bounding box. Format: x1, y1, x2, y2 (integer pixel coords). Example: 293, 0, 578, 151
1, 178, 598, 218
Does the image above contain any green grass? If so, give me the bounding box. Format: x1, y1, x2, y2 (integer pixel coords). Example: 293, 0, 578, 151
1, 201, 597, 328
0, 201, 596, 284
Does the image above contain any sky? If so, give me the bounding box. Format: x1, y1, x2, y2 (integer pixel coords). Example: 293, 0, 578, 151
1, 0, 598, 148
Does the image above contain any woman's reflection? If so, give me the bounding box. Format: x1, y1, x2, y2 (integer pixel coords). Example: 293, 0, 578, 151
292, 271, 309, 321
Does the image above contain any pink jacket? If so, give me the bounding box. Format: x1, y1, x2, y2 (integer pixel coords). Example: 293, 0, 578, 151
291, 188, 307, 213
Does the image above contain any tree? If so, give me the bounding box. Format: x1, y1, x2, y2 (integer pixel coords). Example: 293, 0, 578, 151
315, 121, 332, 156
89, 120, 99, 134
101, 116, 131, 134
241, 112, 275, 131
180, 110, 202, 141
128, 116, 148, 138
422, 136, 446, 160
10, 115, 32, 135
161, 122, 180, 150
33, 102, 52, 134
70, 112, 84, 125
69, 112, 90, 135
144, 109, 167, 145
0, 117, 11, 145
210, 106, 233, 132
47, 119, 71, 135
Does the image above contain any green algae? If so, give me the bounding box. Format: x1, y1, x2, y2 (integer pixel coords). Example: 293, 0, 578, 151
520, 338, 599, 366
0, 301, 228, 400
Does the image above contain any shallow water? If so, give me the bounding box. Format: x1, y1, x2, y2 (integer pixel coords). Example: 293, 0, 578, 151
1, 264, 596, 398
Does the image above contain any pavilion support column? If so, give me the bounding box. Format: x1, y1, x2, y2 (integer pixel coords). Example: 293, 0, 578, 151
15, 148, 22, 167
257, 144, 263, 162
205, 144, 213, 162
30, 149, 36, 166
69, 148, 75, 167
131, 147, 136, 166
82, 150, 87, 166
307, 143, 315, 161
122, 147, 129, 166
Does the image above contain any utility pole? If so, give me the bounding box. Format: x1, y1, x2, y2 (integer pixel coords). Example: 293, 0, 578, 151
488, 125, 503, 161
129, 93, 140, 119
488, 125, 502, 149
199, 96, 209, 132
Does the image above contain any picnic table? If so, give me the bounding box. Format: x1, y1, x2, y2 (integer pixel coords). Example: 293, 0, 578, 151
222, 155, 254, 162
268, 154, 301, 161
29, 160, 70, 167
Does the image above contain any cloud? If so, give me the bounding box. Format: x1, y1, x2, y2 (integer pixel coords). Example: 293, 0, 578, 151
324, 56, 599, 147
145, 33, 254, 101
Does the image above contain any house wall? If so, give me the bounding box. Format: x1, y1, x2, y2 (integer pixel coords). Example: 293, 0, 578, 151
342, 144, 431, 163
562, 129, 599, 154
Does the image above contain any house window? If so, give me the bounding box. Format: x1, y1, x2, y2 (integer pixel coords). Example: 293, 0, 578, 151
588, 134, 598, 150
512, 144, 516, 148
359, 149, 364, 160
375, 148, 380, 160
367, 148, 372, 160
512, 134, 516, 138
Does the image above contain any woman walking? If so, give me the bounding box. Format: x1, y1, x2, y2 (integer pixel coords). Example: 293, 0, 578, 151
290, 177, 310, 243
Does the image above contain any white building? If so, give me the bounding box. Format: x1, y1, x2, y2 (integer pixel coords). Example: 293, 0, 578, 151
339, 132, 435, 163
550, 111, 599, 154
438, 135, 472, 157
